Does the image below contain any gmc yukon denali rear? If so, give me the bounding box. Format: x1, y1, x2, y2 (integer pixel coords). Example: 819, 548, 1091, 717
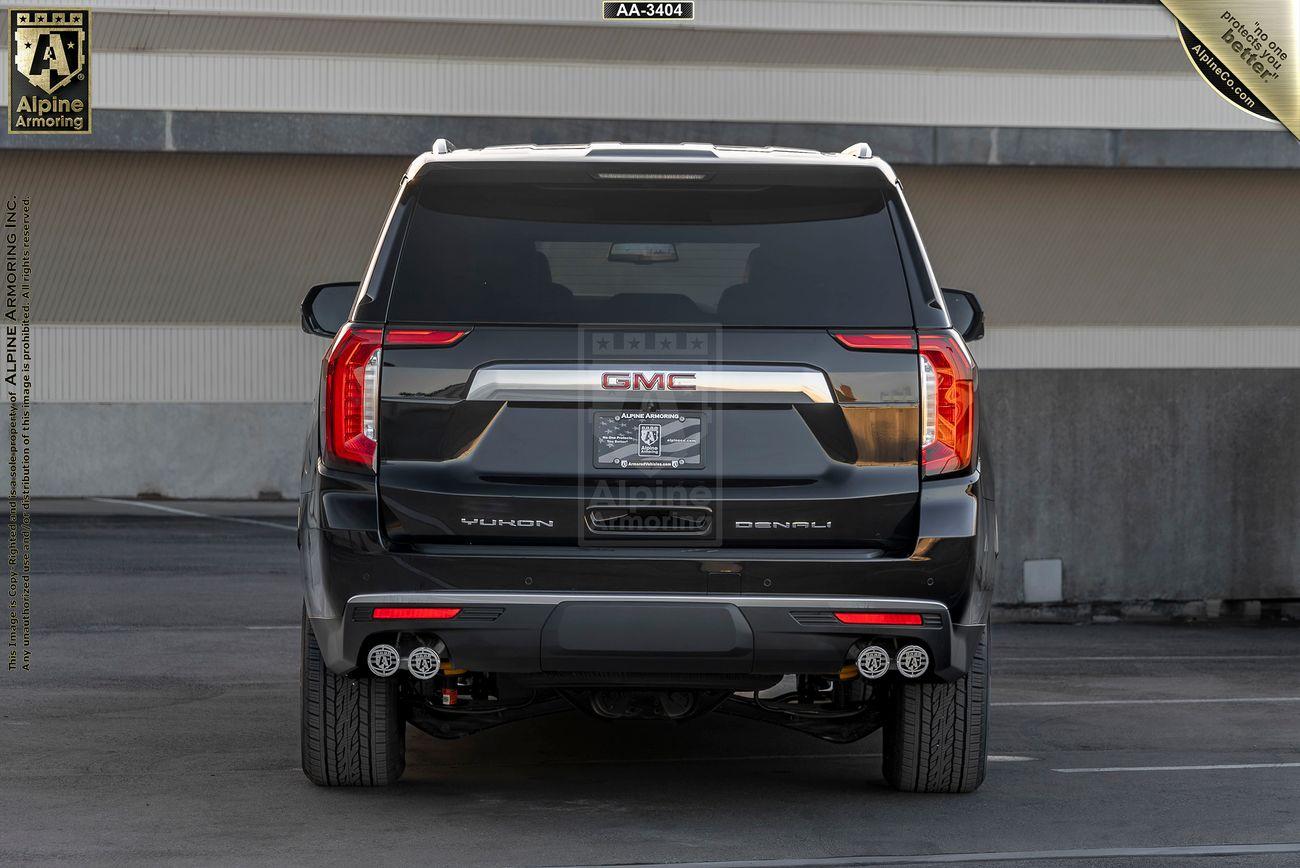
297, 140, 995, 792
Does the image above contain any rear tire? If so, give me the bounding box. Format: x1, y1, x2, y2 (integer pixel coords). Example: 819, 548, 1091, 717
882, 629, 988, 793
300, 610, 406, 786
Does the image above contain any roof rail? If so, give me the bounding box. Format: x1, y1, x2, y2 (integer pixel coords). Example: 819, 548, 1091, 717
841, 142, 873, 159
431, 138, 455, 155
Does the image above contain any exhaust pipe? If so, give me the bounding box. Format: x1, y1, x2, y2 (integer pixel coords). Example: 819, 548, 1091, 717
406, 645, 442, 680
896, 644, 930, 678
855, 644, 891, 679
366, 643, 400, 677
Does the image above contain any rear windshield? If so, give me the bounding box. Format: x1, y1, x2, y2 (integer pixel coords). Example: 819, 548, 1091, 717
386, 181, 913, 327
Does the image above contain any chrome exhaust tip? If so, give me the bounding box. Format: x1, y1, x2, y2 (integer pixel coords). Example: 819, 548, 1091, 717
896, 644, 930, 678
407, 645, 442, 680
855, 644, 891, 679
366, 643, 400, 678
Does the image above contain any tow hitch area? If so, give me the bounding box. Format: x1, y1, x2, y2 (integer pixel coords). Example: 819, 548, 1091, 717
569, 688, 732, 721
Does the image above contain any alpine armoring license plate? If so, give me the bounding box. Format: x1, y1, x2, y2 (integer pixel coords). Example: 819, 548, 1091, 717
593, 411, 704, 469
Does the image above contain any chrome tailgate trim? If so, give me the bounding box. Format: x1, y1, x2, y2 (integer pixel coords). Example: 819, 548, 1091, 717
465, 364, 835, 403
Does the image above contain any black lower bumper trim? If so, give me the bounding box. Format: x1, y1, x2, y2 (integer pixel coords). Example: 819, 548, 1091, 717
311, 593, 978, 683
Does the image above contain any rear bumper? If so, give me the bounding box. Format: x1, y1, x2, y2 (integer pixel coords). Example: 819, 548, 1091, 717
309, 592, 983, 682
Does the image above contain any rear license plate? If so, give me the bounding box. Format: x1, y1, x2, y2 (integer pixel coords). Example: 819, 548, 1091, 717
593, 410, 704, 469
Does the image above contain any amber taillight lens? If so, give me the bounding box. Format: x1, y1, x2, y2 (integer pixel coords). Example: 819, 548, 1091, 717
918, 332, 975, 477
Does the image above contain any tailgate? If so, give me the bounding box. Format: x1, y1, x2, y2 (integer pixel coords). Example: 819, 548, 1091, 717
377, 328, 919, 552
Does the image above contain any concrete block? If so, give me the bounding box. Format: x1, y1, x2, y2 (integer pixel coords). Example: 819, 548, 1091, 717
1120, 600, 1159, 620
0, 109, 166, 151
33, 402, 311, 499
6, 111, 1298, 170
1023, 559, 1063, 603
935, 127, 994, 165
1117, 129, 1300, 169
992, 128, 1113, 167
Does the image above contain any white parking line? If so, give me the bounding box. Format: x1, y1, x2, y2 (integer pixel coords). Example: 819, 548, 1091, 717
91, 497, 296, 531
245, 625, 299, 630
1004, 654, 1299, 662
422, 753, 1038, 769
1055, 761, 1300, 774
583, 842, 1300, 866
995, 696, 1300, 707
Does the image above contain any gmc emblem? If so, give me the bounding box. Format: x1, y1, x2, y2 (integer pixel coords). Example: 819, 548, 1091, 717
600, 372, 697, 391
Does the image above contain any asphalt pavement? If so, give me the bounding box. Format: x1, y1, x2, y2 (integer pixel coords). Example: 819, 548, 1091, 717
3, 501, 1299, 867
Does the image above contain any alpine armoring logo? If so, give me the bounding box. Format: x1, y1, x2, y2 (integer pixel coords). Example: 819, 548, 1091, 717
8, 8, 92, 134
600, 372, 697, 391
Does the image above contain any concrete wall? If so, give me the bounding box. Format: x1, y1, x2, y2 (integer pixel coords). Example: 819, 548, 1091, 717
985, 369, 1300, 603
35, 404, 312, 500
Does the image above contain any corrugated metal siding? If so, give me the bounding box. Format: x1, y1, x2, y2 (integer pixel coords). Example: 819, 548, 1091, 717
9, 152, 405, 324
36, 326, 325, 403
0, 53, 1264, 131
14, 154, 1300, 328
87, 14, 1185, 74
903, 167, 1300, 327
32, 325, 1300, 404
43, 1, 1178, 39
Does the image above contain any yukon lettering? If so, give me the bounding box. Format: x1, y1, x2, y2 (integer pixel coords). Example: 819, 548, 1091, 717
461, 518, 556, 528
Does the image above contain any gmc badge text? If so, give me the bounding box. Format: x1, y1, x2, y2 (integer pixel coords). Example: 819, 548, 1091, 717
297, 139, 995, 791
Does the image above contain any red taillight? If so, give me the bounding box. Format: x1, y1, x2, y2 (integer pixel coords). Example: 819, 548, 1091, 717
385, 328, 469, 347
919, 332, 975, 477
832, 332, 917, 351
834, 612, 924, 626
372, 607, 462, 620
324, 325, 383, 470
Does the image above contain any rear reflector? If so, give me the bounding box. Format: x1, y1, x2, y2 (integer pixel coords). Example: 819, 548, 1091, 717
372, 607, 462, 620
832, 332, 917, 351
919, 332, 976, 477
324, 325, 383, 471
834, 612, 924, 626
385, 328, 469, 347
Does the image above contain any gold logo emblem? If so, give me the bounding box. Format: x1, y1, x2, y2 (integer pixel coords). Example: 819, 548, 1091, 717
8, 9, 91, 133
13, 10, 85, 94
1160, 0, 1297, 139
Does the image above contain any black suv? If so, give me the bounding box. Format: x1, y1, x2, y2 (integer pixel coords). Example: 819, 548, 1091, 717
298, 141, 994, 792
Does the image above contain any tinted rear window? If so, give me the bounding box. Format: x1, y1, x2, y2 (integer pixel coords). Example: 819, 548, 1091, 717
386, 182, 913, 327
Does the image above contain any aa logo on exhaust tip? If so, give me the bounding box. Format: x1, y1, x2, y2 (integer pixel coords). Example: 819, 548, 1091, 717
8, 8, 91, 134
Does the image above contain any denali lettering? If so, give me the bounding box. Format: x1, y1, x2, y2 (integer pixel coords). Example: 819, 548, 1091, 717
600, 372, 697, 391
461, 518, 556, 528
734, 520, 833, 530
